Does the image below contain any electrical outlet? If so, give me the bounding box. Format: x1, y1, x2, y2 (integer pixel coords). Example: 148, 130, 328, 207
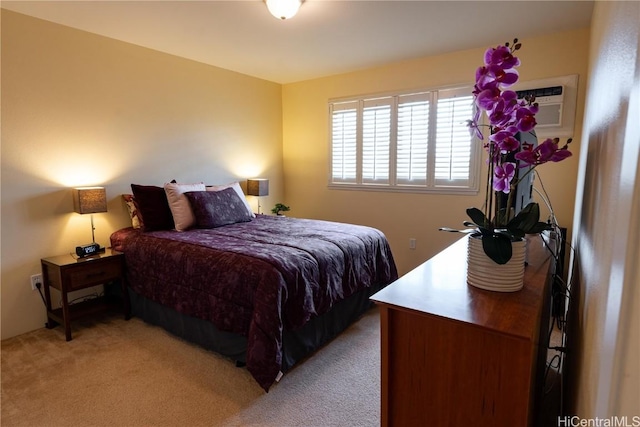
30, 274, 43, 291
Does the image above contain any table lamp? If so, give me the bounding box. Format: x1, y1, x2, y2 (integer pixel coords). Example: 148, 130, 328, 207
247, 179, 269, 214
72, 187, 107, 257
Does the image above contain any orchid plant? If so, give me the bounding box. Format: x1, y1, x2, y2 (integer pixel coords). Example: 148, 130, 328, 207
442, 38, 572, 265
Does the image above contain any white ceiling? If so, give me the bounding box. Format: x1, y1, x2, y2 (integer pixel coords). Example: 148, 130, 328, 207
2, 0, 594, 84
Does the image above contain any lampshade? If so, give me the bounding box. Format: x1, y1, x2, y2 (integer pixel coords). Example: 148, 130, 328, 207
265, 0, 302, 20
73, 187, 107, 214
247, 179, 269, 197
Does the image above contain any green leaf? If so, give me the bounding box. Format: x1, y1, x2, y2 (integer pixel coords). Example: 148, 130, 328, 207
528, 222, 552, 234
466, 208, 491, 229
508, 202, 540, 233
510, 229, 526, 240
481, 233, 513, 265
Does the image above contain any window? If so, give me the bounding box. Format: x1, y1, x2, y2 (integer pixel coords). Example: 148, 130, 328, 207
329, 87, 479, 193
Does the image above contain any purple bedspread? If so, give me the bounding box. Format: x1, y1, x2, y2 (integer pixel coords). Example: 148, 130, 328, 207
110, 215, 397, 390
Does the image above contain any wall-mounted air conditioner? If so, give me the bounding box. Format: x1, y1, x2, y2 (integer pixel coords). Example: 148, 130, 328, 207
512, 74, 578, 138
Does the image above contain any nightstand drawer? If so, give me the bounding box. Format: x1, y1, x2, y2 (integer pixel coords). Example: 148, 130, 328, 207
66, 259, 122, 290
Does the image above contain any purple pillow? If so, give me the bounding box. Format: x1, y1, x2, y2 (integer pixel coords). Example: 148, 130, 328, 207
185, 188, 253, 228
131, 184, 175, 231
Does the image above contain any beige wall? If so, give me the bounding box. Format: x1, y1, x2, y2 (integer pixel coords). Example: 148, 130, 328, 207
1, 10, 283, 339
282, 28, 590, 275
571, 1, 640, 417
1, 10, 593, 343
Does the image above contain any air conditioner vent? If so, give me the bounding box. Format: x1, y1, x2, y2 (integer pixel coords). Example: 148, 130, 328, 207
516, 85, 563, 100
511, 75, 578, 138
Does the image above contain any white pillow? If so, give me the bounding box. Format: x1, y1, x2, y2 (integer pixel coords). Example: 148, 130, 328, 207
206, 181, 255, 218
164, 182, 206, 231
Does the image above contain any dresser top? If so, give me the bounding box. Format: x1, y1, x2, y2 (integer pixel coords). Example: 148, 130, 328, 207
371, 235, 553, 340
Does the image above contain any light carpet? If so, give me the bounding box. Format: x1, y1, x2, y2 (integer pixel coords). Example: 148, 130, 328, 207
1, 307, 381, 427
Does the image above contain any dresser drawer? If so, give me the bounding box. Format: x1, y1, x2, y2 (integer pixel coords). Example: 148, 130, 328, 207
66, 258, 122, 291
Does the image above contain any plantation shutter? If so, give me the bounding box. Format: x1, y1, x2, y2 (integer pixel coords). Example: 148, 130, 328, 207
328, 85, 478, 193
362, 97, 392, 184
434, 88, 474, 187
397, 93, 430, 185
331, 101, 358, 183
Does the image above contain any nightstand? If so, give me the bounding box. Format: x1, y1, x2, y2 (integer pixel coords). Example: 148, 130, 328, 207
41, 249, 130, 341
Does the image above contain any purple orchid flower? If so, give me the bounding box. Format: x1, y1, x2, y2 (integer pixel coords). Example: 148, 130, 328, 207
515, 105, 539, 132
493, 162, 516, 193
475, 66, 493, 91
498, 136, 520, 153
488, 91, 519, 127
488, 65, 519, 87
488, 106, 512, 128
485, 45, 521, 69
538, 138, 573, 162
476, 87, 501, 111
490, 129, 511, 142
467, 120, 483, 140
514, 147, 536, 166
515, 138, 573, 167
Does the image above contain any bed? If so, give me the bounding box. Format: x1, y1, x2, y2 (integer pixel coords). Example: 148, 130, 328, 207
110, 207, 397, 391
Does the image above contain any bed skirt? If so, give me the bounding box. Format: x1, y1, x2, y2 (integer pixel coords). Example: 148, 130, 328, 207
127, 280, 385, 374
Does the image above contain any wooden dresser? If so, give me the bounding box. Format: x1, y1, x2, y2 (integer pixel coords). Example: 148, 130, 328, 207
371, 235, 554, 427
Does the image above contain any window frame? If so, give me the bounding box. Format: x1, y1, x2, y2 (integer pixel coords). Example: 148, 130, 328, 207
328, 85, 481, 195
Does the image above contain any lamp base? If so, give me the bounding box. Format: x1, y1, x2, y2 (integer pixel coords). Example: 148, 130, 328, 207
75, 243, 105, 258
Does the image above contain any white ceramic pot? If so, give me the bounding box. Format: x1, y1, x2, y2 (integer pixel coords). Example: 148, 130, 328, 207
467, 234, 527, 292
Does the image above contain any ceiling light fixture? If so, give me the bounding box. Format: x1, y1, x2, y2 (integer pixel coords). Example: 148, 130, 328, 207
265, 0, 303, 20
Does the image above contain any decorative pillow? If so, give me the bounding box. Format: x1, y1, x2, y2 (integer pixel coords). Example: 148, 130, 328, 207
131, 184, 175, 232
185, 187, 253, 228
122, 194, 142, 229
164, 182, 206, 231
206, 181, 255, 218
